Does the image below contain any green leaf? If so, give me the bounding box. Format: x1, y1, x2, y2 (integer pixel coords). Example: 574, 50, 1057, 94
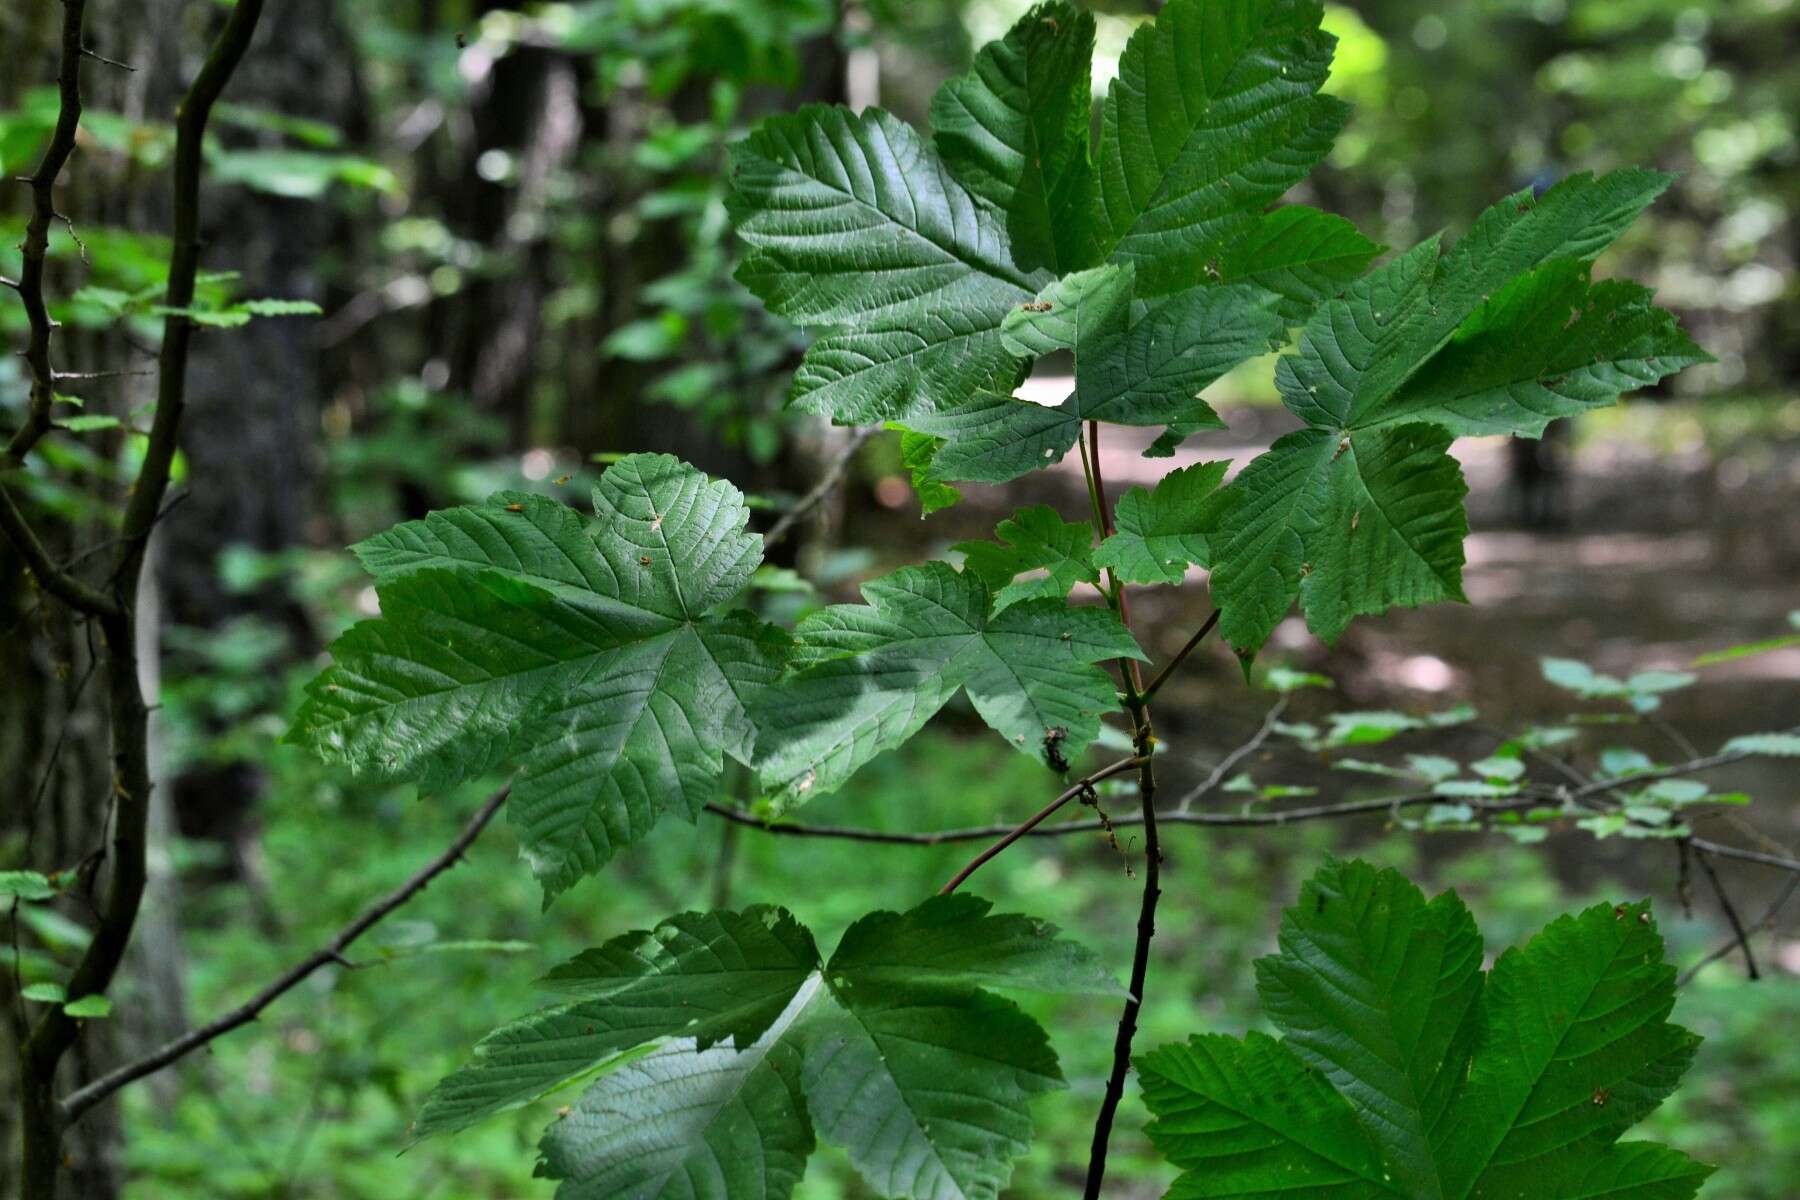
1093, 461, 1231, 584
1215, 205, 1382, 320
232, 297, 323, 318
1406, 754, 1462, 783
909, 264, 1282, 484
0, 870, 56, 901
21, 982, 66, 1004
729, 103, 1049, 423
798, 983, 1059, 1200
898, 430, 962, 515
1723, 732, 1800, 758
290, 456, 787, 900
824, 893, 1123, 996
417, 907, 821, 1136
430, 898, 1111, 1200
1540, 657, 1696, 710
1209, 423, 1469, 650
930, 1, 1098, 274
538, 1011, 815, 1200
56, 415, 123, 433
1374, 263, 1708, 437
752, 562, 1142, 809
953, 505, 1098, 610
1141, 1031, 1394, 1197
1208, 171, 1700, 653
62, 994, 114, 1019
1261, 665, 1333, 692
1141, 860, 1711, 1200
1092, 0, 1348, 296
1254, 861, 1484, 1197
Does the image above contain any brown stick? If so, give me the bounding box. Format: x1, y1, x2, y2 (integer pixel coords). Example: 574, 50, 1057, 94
937, 758, 1144, 895
1142, 609, 1221, 700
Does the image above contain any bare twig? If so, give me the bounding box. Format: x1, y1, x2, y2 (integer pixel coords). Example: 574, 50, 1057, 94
1678, 873, 1800, 988
761, 427, 876, 549
1142, 609, 1221, 701
58, 785, 509, 1125
1691, 845, 1759, 980
1174, 696, 1288, 814
78, 46, 135, 72
937, 758, 1144, 895
0, 0, 122, 619
1086, 689, 1157, 1200
1688, 838, 1800, 874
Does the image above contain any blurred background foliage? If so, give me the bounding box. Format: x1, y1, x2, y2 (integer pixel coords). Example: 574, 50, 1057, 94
2, 0, 1796, 1196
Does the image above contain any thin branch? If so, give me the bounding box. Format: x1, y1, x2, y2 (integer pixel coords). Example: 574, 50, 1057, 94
1566, 735, 1792, 802
1678, 873, 1800, 988
709, 789, 1543, 845
1142, 609, 1221, 701
1688, 837, 1800, 874
0, 0, 121, 619
761, 427, 875, 550
1691, 845, 1759, 980
0, 485, 120, 615
4, 0, 87, 468
114, 0, 266, 573
59, 785, 509, 1125
937, 757, 1144, 895
1174, 695, 1288, 814
78, 46, 135, 72
1085, 691, 1157, 1199
1081, 420, 1159, 1200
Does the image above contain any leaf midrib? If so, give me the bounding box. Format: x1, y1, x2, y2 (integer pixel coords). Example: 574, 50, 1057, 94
1448, 926, 1647, 1197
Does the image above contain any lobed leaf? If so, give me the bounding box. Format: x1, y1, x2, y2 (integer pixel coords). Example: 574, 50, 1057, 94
1207, 172, 1705, 653
953, 504, 1098, 610
910, 264, 1282, 484
1140, 860, 1712, 1200
1092, 0, 1349, 296
752, 562, 1142, 811
290, 456, 787, 900
729, 104, 1048, 424
426, 899, 1115, 1200
1093, 461, 1233, 585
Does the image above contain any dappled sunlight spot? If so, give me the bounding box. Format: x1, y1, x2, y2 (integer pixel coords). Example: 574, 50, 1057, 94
1394, 654, 1456, 692
873, 476, 912, 509
520, 448, 554, 481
